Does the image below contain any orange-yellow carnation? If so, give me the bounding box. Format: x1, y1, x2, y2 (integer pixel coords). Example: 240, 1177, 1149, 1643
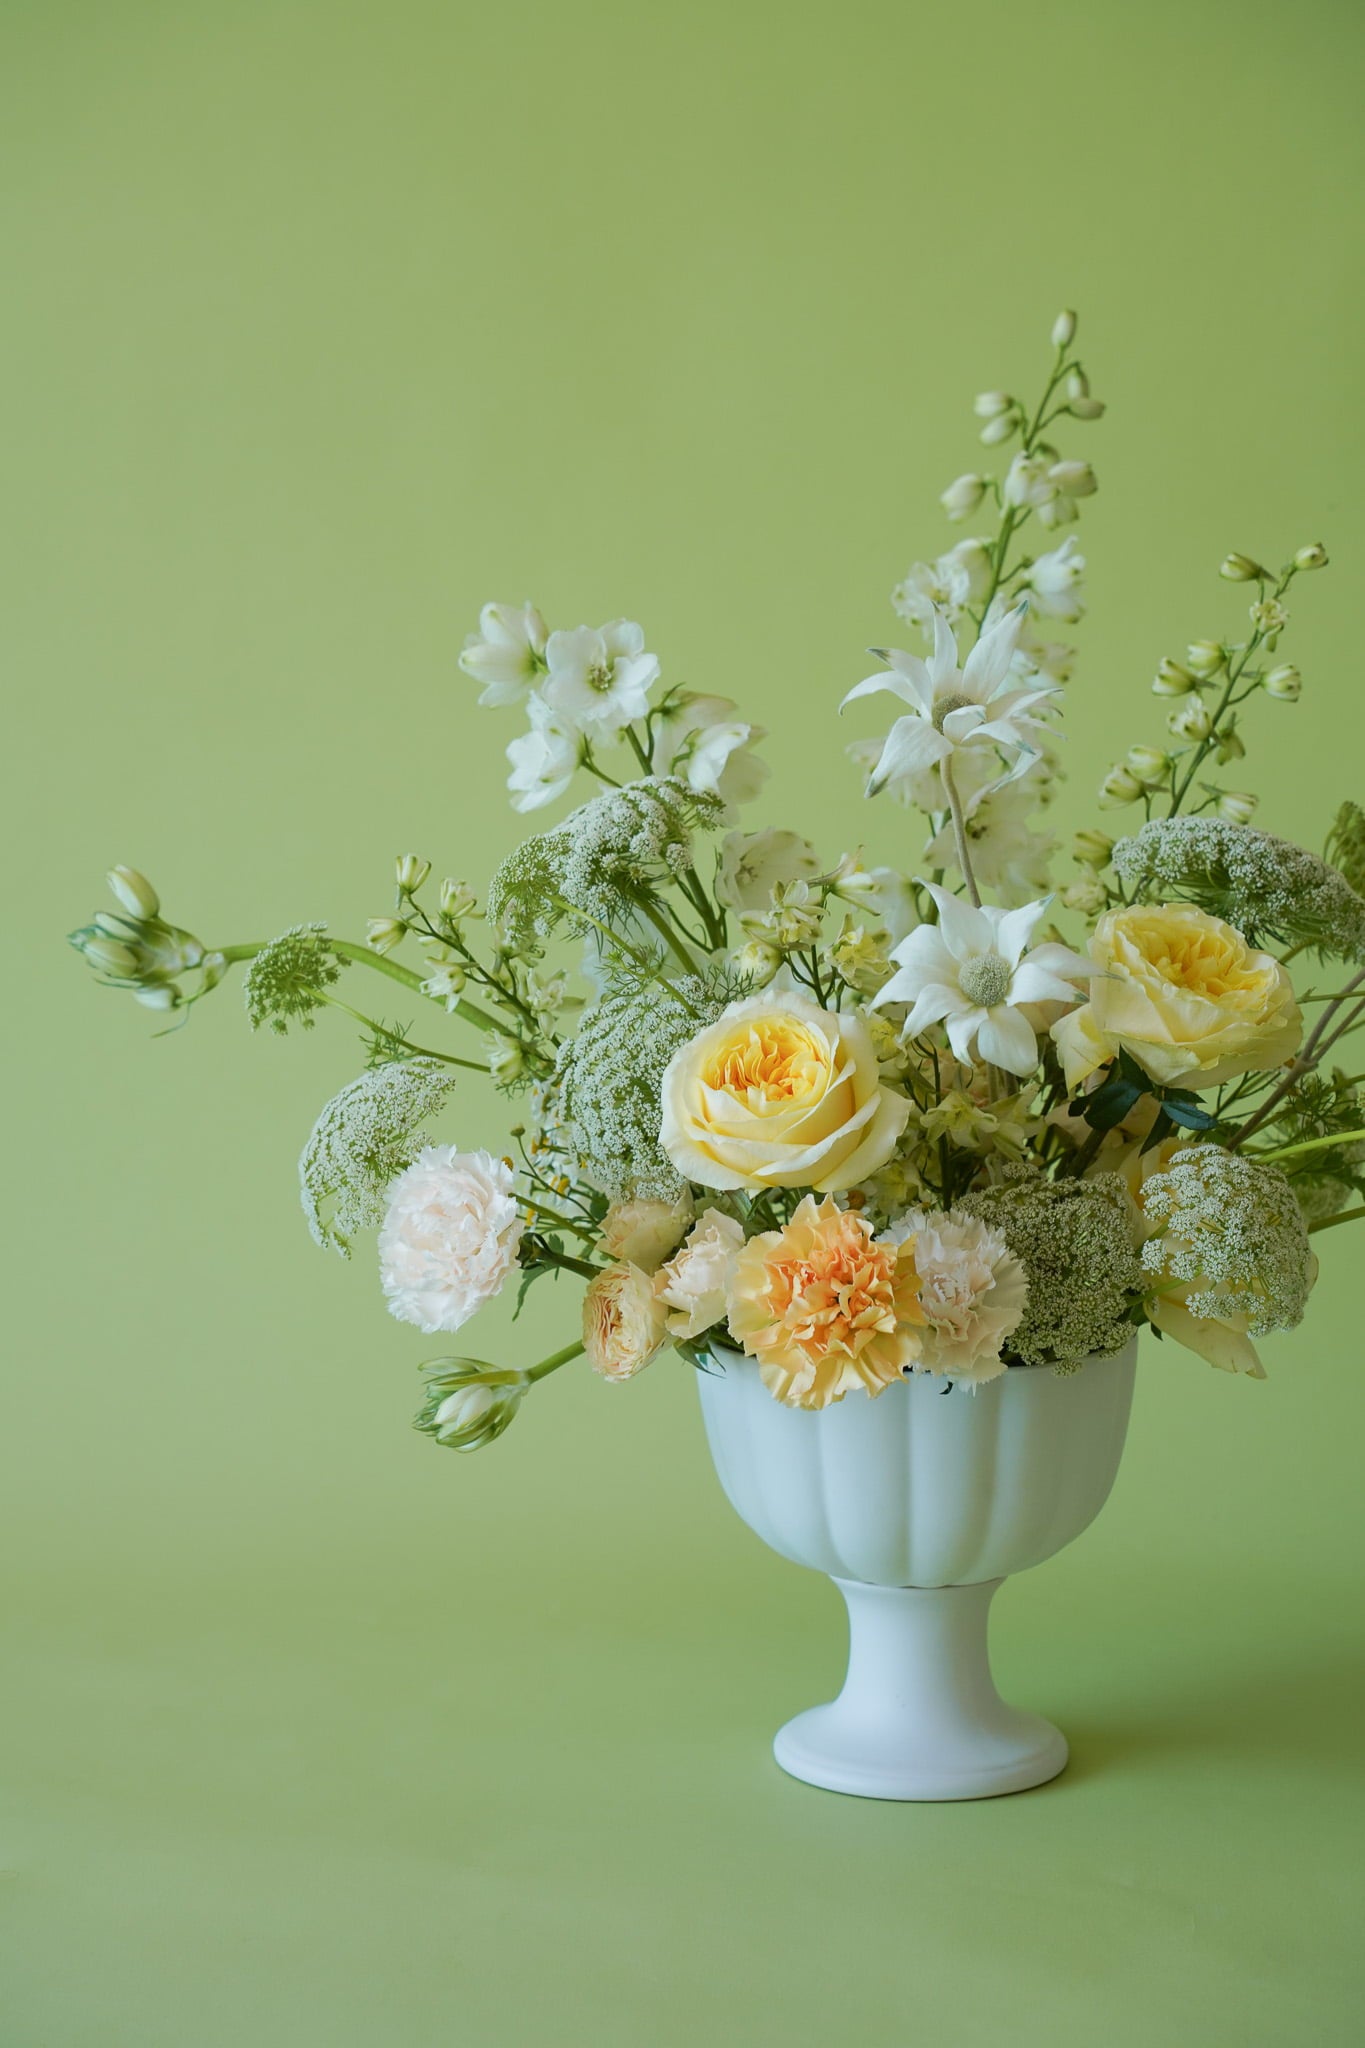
725, 1195, 925, 1409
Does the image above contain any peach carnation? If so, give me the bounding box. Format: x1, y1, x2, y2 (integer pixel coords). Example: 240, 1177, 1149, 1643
725, 1194, 925, 1409
582, 1261, 669, 1382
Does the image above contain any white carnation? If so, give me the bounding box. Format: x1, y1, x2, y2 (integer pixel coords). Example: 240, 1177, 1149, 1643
379, 1146, 525, 1334
882, 1207, 1029, 1384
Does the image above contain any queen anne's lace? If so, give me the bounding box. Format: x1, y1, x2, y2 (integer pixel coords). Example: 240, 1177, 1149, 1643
1139, 1146, 1315, 1335
299, 1058, 457, 1254
243, 924, 344, 1033
959, 1170, 1141, 1371
488, 778, 725, 944
1113, 817, 1365, 960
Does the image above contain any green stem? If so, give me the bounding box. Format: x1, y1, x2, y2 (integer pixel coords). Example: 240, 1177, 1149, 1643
218, 938, 504, 1037
636, 897, 702, 975
527, 1340, 586, 1382
1251, 1128, 1365, 1165
1308, 1204, 1365, 1235
315, 993, 486, 1070
940, 755, 982, 907
530, 1244, 602, 1281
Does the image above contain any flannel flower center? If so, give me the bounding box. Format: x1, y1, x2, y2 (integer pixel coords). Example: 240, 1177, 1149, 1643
957, 953, 1013, 1008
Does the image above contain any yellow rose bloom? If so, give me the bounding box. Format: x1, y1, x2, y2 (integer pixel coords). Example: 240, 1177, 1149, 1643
659, 992, 911, 1193
1052, 902, 1302, 1093
725, 1195, 925, 1408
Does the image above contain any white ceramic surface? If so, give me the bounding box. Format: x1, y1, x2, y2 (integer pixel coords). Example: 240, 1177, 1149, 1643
697, 1340, 1136, 1800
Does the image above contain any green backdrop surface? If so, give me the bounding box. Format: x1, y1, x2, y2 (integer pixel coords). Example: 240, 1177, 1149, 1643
3, 1, 1363, 2042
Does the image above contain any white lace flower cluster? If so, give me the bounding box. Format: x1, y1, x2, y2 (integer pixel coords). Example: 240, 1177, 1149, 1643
1139, 1147, 1317, 1339
458, 600, 767, 814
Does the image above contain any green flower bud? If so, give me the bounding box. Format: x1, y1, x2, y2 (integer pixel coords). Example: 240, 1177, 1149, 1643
1098, 764, 1144, 808
1263, 663, 1302, 701
81, 934, 142, 977
1072, 829, 1114, 870
366, 917, 407, 955
415, 1359, 528, 1453
1065, 367, 1090, 401
1219, 552, 1264, 582
1051, 309, 1078, 348
200, 951, 227, 991
487, 1035, 525, 1085
440, 877, 479, 920
133, 984, 180, 1011
1125, 744, 1170, 786
978, 412, 1016, 446
1185, 640, 1226, 679
395, 854, 431, 894
1293, 542, 1328, 570
1167, 700, 1213, 742
1214, 723, 1246, 765
1068, 396, 1106, 420
1049, 459, 1097, 498
731, 938, 782, 986
973, 390, 1014, 419
1061, 876, 1106, 916
1216, 790, 1259, 825
1152, 657, 1198, 697
107, 866, 160, 919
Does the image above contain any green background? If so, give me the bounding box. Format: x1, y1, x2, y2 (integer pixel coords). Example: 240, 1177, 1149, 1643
4, 1, 1363, 2041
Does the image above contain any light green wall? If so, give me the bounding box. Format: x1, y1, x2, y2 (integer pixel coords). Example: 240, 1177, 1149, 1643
4, 2, 1362, 2042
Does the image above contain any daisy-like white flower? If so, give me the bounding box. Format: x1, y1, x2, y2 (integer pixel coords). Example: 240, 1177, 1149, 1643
505, 696, 580, 812
843, 605, 1059, 799
871, 882, 1091, 1076
541, 619, 659, 734
458, 602, 548, 707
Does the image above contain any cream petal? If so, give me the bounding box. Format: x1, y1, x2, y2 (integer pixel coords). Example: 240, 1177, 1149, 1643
867, 717, 951, 791
976, 1004, 1039, 1076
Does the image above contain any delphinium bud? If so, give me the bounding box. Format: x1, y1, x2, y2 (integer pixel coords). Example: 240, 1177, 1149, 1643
1263, 663, 1303, 701
1069, 396, 1106, 420
1051, 310, 1078, 348
940, 473, 988, 520
1099, 764, 1144, 808
1061, 876, 1106, 916
973, 391, 1014, 420
1048, 459, 1098, 498
1125, 744, 1170, 786
1152, 658, 1199, 697
1185, 640, 1225, 680
979, 413, 1016, 446
1293, 543, 1328, 570
1219, 552, 1264, 582
1168, 700, 1213, 742
1216, 791, 1259, 825
1072, 829, 1114, 870
440, 878, 479, 920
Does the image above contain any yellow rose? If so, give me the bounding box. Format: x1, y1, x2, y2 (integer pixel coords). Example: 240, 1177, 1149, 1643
1052, 903, 1301, 1093
659, 992, 911, 1193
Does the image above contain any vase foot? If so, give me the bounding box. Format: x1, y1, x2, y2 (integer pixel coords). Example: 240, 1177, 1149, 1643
773, 1700, 1068, 1802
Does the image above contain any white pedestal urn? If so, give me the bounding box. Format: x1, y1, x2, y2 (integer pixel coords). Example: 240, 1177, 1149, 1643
697, 1336, 1137, 1802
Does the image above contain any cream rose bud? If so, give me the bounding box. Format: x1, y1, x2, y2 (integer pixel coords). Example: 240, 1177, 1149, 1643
659, 992, 912, 1194
599, 1191, 694, 1273
1052, 902, 1303, 1093
653, 1208, 746, 1340
582, 1262, 669, 1382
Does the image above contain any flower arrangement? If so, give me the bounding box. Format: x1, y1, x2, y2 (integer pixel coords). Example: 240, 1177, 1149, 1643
71, 309, 1365, 1451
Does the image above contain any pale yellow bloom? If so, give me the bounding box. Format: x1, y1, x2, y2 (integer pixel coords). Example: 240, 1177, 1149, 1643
654, 1207, 745, 1340
659, 993, 911, 1194
582, 1263, 668, 1382
599, 1191, 694, 1273
725, 1195, 925, 1409
1052, 902, 1301, 1092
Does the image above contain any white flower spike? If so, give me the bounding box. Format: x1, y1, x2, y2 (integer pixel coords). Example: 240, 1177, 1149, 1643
843, 604, 1059, 799
871, 882, 1091, 1077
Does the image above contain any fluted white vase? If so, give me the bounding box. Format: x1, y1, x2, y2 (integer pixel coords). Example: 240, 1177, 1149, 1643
697, 1337, 1137, 1801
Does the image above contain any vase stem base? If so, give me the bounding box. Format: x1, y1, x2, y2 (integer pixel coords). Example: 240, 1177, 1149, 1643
771, 1577, 1069, 1802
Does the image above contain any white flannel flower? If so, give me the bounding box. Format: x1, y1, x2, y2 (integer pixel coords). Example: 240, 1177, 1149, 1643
1021, 536, 1086, 622
891, 538, 992, 633
542, 619, 659, 734
652, 693, 769, 811
505, 696, 580, 813
458, 602, 548, 707
871, 882, 1090, 1076
844, 605, 1059, 799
